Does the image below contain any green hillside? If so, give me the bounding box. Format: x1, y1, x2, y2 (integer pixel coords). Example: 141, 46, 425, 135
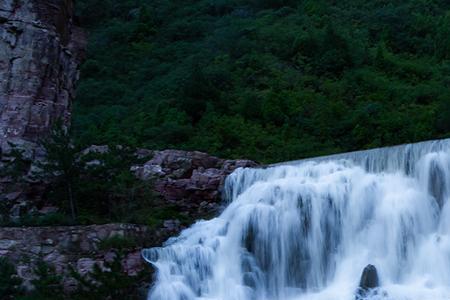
74, 0, 450, 163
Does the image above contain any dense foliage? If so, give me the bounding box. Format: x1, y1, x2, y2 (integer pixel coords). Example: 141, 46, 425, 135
0, 126, 162, 226
74, 0, 450, 163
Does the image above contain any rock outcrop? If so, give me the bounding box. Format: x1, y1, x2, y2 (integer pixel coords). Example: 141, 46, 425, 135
0, 0, 85, 146
132, 149, 258, 215
356, 264, 380, 299
0, 224, 152, 291
0, 0, 85, 215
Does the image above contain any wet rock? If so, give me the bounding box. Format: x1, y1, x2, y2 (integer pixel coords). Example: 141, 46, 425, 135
359, 264, 379, 289
356, 264, 379, 299
428, 160, 446, 208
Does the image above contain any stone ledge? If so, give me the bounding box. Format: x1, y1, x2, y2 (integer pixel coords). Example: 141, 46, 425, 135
0, 223, 153, 291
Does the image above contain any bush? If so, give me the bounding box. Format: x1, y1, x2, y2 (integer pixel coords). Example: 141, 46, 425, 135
70, 252, 149, 300
27, 261, 64, 300
98, 236, 136, 251
0, 258, 22, 299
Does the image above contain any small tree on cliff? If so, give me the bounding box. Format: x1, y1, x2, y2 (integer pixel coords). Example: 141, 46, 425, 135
36, 121, 81, 221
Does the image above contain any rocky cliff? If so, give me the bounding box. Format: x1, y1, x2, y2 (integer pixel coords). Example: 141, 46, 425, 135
0, 0, 85, 214
0, 0, 85, 147
132, 149, 258, 216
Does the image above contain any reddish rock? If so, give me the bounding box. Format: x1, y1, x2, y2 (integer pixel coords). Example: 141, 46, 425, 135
0, 0, 86, 216
133, 149, 258, 215
0, 0, 85, 146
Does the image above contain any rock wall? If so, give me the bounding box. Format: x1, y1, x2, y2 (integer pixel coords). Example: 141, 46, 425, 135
0, 224, 153, 291
0, 0, 85, 215
0, 0, 85, 147
132, 149, 258, 216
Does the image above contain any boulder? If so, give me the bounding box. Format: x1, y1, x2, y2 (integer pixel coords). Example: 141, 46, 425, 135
132, 149, 259, 215
356, 264, 379, 299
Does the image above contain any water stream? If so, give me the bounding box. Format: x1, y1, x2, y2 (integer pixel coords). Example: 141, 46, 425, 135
143, 139, 450, 300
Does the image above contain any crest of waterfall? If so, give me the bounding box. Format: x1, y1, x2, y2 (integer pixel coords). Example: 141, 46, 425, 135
143, 139, 450, 300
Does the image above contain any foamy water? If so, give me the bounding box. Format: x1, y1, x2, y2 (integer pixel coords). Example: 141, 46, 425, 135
143, 139, 450, 300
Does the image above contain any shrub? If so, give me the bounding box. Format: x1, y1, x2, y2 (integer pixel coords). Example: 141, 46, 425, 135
0, 257, 22, 299
98, 235, 136, 251
70, 252, 150, 300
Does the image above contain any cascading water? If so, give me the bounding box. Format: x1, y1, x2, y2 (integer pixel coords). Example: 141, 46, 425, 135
143, 139, 450, 300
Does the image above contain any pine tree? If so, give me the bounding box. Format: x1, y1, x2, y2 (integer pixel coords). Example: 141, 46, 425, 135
36, 121, 81, 221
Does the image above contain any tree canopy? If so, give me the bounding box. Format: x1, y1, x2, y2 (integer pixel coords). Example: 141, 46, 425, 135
74, 0, 450, 163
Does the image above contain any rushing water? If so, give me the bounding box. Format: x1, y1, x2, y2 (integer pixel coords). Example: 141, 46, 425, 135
143, 139, 450, 300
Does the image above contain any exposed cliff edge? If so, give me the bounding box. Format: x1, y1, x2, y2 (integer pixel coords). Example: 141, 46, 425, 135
0, 0, 86, 214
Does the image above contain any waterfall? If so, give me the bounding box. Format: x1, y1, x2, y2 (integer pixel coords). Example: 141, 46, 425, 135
143, 139, 450, 300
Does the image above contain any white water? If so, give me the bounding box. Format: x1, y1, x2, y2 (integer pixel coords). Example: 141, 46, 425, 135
143, 139, 450, 300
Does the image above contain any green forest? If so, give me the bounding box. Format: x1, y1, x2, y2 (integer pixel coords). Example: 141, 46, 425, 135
74, 0, 450, 163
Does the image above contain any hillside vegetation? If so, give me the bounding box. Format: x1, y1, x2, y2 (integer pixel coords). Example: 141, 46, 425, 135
74, 0, 450, 163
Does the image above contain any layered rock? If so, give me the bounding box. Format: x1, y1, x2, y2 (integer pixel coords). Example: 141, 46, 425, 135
0, 224, 152, 291
131, 149, 258, 215
0, 0, 85, 146
0, 0, 85, 215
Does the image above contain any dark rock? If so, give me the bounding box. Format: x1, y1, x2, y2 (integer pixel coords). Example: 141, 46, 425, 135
356, 264, 379, 299
359, 264, 379, 289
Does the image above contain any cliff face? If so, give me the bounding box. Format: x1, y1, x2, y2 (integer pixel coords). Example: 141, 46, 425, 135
0, 0, 85, 215
0, 0, 85, 151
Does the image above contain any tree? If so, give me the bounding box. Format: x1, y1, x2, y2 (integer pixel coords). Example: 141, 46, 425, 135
28, 261, 64, 300
0, 143, 30, 182
36, 122, 81, 221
